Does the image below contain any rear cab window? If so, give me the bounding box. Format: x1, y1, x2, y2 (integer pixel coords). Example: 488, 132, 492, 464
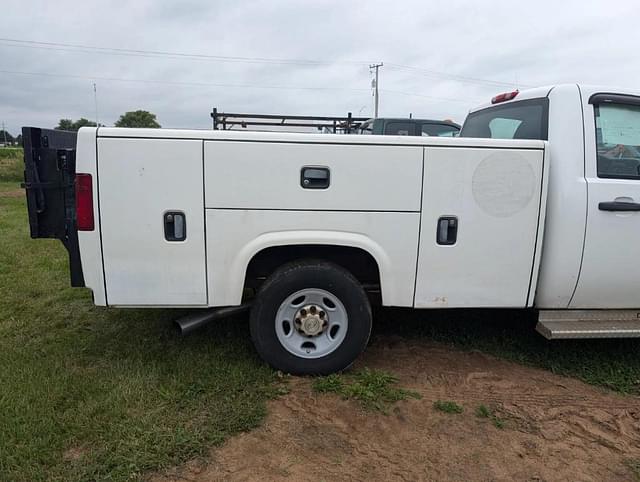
460, 98, 549, 140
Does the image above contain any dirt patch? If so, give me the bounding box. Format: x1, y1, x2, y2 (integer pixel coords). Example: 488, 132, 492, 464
62, 445, 88, 462
151, 338, 640, 482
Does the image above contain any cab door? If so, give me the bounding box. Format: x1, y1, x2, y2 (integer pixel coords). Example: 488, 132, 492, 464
97, 137, 207, 306
570, 93, 640, 308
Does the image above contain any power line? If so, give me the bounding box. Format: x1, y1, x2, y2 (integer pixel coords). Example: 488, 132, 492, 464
0, 69, 477, 104
385, 63, 529, 89
0, 37, 527, 88
0, 69, 371, 93
381, 89, 475, 104
0, 38, 370, 67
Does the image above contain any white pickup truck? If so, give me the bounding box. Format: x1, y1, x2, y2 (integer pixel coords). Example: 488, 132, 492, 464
22, 83, 640, 374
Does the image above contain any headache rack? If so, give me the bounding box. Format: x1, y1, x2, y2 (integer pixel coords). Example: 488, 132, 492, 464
210, 108, 369, 134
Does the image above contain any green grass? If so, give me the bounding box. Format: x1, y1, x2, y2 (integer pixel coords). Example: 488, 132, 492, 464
312, 368, 420, 412
373, 308, 640, 395
433, 400, 463, 414
475, 404, 505, 429
0, 183, 277, 481
475, 404, 491, 418
627, 459, 640, 481
313, 373, 344, 393
0, 147, 23, 182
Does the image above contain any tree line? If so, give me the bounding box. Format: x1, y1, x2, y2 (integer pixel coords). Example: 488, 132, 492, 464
56, 110, 161, 131
0, 110, 161, 145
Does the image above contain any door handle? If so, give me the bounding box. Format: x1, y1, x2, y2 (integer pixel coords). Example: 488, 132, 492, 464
301, 166, 330, 189
437, 216, 458, 245
598, 201, 640, 212
164, 211, 186, 241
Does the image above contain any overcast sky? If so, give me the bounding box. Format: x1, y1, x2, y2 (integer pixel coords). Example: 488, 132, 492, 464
1, 0, 639, 135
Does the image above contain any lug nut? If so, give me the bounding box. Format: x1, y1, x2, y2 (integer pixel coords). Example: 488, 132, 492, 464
310, 306, 317, 314
300, 309, 307, 316
319, 311, 325, 318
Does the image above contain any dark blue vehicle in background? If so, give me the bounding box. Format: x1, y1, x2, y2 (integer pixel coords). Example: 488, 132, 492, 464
357, 117, 460, 137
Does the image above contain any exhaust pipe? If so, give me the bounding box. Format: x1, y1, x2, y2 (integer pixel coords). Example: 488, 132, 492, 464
174, 303, 252, 335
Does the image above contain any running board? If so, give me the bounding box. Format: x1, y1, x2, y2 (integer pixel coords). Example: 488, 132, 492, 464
537, 310, 640, 339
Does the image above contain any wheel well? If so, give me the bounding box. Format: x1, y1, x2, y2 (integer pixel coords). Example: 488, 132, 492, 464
245, 245, 381, 291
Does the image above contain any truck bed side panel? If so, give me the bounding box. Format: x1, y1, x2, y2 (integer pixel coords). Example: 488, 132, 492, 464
415, 146, 546, 308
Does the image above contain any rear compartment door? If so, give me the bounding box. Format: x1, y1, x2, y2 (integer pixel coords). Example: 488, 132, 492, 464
97, 137, 206, 306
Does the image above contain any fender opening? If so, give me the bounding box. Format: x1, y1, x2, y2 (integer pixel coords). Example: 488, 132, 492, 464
244, 245, 381, 300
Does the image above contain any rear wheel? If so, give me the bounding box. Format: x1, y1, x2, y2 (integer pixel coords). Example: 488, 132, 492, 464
250, 260, 372, 375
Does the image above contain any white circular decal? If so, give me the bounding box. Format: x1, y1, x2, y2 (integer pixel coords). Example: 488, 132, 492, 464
472, 152, 536, 217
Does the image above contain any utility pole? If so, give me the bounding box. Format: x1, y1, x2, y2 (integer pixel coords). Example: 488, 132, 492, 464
369, 62, 383, 118
2, 121, 6, 145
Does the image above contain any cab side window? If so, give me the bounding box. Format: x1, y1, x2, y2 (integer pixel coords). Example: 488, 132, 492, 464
595, 103, 640, 180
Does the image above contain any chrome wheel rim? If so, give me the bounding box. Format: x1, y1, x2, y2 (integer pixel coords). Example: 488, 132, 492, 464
275, 288, 348, 359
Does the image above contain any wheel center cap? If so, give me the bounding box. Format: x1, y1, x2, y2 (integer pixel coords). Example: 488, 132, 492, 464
295, 304, 327, 336
302, 317, 321, 334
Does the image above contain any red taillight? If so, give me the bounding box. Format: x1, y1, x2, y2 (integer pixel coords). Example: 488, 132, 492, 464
491, 90, 519, 104
75, 173, 94, 231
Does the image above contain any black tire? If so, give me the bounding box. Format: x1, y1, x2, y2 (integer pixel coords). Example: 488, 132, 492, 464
250, 260, 372, 375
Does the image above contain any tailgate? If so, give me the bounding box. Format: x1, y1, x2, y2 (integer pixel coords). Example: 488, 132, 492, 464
22, 127, 84, 286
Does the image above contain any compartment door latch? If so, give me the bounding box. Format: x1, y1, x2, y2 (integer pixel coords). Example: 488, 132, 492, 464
164, 211, 186, 241
437, 216, 458, 245
301, 166, 330, 189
